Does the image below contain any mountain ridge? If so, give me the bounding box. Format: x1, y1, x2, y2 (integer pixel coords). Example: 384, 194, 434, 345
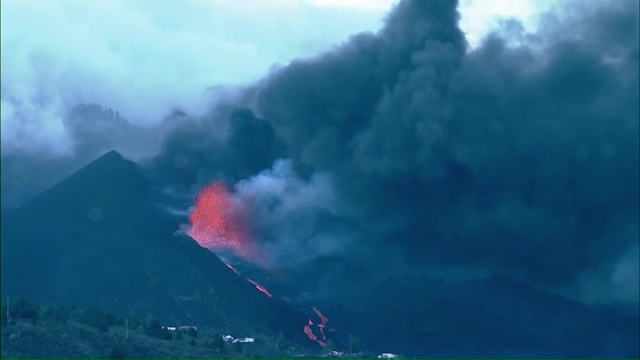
1, 150, 310, 344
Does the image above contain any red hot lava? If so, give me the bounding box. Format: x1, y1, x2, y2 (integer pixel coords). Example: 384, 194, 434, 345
224, 259, 333, 347
313, 307, 329, 340
304, 324, 326, 347
313, 307, 329, 324
225, 263, 239, 274
303, 306, 333, 347
224, 262, 274, 298
247, 278, 274, 298
190, 181, 256, 261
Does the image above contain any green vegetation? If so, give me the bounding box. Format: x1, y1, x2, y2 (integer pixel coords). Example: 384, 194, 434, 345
79, 308, 120, 333
1, 299, 380, 359
108, 346, 126, 359
144, 319, 172, 340
2, 299, 40, 326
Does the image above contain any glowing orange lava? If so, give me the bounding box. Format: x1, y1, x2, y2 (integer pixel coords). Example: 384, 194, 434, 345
304, 324, 327, 347
313, 307, 329, 324
190, 181, 255, 261
304, 306, 332, 346
224, 262, 274, 298
225, 263, 239, 274
247, 278, 274, 298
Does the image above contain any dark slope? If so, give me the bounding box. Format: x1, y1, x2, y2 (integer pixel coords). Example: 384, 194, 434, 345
1, 150, 306, 339
349, 273, 639, 358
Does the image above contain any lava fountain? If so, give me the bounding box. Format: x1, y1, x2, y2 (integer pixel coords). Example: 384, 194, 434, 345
189, 181, 257, 261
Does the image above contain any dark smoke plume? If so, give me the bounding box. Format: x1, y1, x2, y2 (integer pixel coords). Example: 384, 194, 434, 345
152, 0, 638, 306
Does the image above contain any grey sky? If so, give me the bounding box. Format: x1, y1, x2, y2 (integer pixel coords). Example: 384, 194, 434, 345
1, 0, 557, 156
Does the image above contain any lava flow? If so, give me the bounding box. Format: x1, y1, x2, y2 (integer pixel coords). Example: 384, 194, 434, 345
247, 278, 274, 298
225, 263, 274, 298
313, 307, 329, 340
224, 260, 334, 347
190, 181, 256, 261
303, 306, 333, 347
304, 323, 326, 347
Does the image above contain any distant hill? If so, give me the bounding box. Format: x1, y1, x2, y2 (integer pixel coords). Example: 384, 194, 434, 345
0, 104, 164, 209
348, 273, 640, 358
1, 150, 308, 343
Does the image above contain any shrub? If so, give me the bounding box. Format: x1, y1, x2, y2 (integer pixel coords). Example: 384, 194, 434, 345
145, 319, 172, 340
108, 346, 126, 359
44, 305, 73, 324
80, 308, 118, 332
185, 327, 198, 338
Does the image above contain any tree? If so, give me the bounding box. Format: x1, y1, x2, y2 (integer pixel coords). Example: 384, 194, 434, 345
185, 327, 198, 338
275, 331, 287, 350
44, 305, 72, 324
350, 335, 365, 353
145, 319, 172, 340
80, 308, 118, 332
324, 339, 336, 353
108, 346, 126, 359
145, 319, 161, 337
1, 303, 7, 327
232, 342, 243, 354
14, 299, 40, 324
213, 334, 227, 354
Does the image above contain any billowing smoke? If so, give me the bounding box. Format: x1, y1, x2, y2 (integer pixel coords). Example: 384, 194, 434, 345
152, 0, 639, 307
148, 104, 285, 192
234, 160, 354, 269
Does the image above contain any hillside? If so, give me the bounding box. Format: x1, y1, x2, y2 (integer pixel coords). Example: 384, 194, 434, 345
1, 299, 379, 359
1, 151, 308, 343
348, 274, 640, 358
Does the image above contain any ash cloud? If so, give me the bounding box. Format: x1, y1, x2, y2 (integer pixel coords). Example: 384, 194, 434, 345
152, 0, 639, 307
234, 160, 356, 269
148, 104, 286, 192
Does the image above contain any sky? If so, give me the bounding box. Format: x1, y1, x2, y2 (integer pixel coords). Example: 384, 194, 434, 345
1, 0, 559, 156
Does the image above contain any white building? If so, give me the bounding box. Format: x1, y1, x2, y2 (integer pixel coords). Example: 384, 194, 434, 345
232, 337, 255, 343
178, 326, 197, 332
377, 353, 399, 359
323, 350, 345, 358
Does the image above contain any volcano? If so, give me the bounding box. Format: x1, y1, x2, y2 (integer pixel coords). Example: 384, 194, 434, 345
1, 150, 307, 339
